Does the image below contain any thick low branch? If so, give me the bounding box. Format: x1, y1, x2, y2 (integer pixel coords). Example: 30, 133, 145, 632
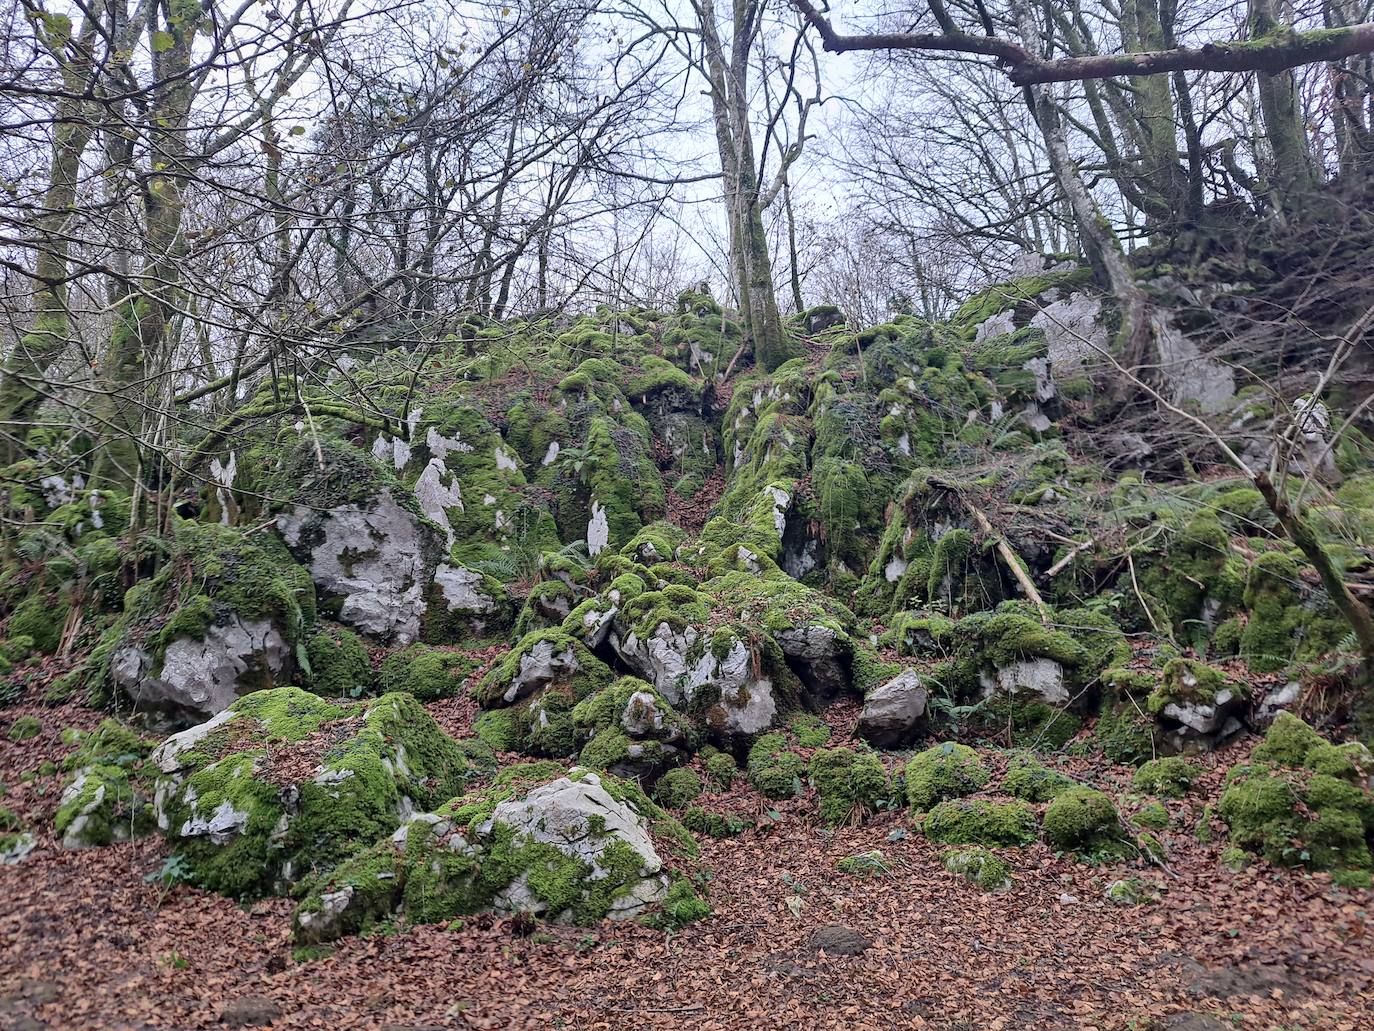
790, 1, 1374, 85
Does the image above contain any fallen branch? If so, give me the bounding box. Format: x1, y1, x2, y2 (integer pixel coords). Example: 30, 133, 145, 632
966, 498, 1052, 624
1046, 538, 1094, 578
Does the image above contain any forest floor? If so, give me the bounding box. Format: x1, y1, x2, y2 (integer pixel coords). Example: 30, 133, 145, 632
2, 699, 1372, 1031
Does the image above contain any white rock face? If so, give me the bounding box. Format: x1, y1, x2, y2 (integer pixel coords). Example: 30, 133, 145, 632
612, 624, 698, 701
587, 500, 610, 556
884, 556, 908, 583
479, 773, 667, 919
974, 310, 1016, 342
414, 458, 464, 546
1030, 292, 1107, 366
766, 486, 790, 536
112, 617, 288, 720
502, 638, 582, 705
980, 658, 1068, 706
1153, 312, 1235, 414
278, 490, 439, 644
685, 638, 776, 736
433, 563, 496, 614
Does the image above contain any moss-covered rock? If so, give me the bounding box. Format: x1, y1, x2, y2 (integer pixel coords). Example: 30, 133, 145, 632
942, 846, 1012, 892
808, 747, 889, 826
292, 768, 696, 942
904, 742, 990, 811
1043, 787, 1133, 859
653, 768, 703, 810
55, 764, 154, 849
303, 624, 373, 697
153, 688, 491, 897
747, 733, 806, 800
1219, 714, 1374, 874
1001, 753, 1075, 802
378, 644, 478, 701
93, 521, 315, 721
705, 752, 737, 790
922, 799, 1037, 847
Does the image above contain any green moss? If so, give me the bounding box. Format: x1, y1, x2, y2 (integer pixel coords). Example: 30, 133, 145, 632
1043, 787, 1133, 859
474, 708, 521, 752
922, 799, 1037, 847
1094, 699, 1159, 766
1239, 550, 1346, 672
54, 764, 153, 846
162, 689, 485, 898
378, 644, 478, 702
790, 713, 832, 748
705, 752, 736, 790
644, 877, 710, 929
1133, 801, 1170, 830
747, 733, 806, 800
1133, 757, 1198, 798
7, 715, 40, 741
808, 747, 888, 826
62, 719, 151, 772
974, 696, 1083, 752
304, 624, 373, 697
1148, 658, 1235, 713
835, 849, 890, 877
1219, 763, 1374, 871
681, 806, 749, 838
1253, 711, 1326, 766
904, 742, 990, 811
942, 847, 1012, 892
1001, 754, 1075, 802
654, 768, 703, 810
8, 594, 67, 655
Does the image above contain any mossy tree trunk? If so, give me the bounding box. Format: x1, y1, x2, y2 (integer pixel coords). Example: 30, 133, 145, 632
1017, 5, 1152, 375
93, 1, 202, 488
0, 11, 100, 459
1249, 0, 1319, 198
1253, 472, 1374, 740
697, 0, 800, 373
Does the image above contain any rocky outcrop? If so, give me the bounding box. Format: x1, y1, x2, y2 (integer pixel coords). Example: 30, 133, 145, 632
292, 769, 695, 942
151, 688, 491, 897
278, 490, 444, 645
111, 616, 290, 722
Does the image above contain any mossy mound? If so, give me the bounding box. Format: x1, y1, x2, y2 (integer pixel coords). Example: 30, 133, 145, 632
1043, 786, 1134, 859
1133, 757, 1198, 799
1219, 714, 1374, 874
942, 847, 1012, 892
1001, 754, 1075, 802
154, 687, 493, 897
904, 742, 990, 811
808, 747, 889, 826
747, 733, 806, 800
378, 644, 478, 701
922, 799, 1037, 847
303, 624, 373, 697
653, 768, 703, 810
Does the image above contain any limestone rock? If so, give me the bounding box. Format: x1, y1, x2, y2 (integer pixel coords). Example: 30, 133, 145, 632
857, 669, 929, 747
292, 770, 681, 942
111, 617, 289, 722
980, 658, 1068, 706
278, 490, 442, 645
